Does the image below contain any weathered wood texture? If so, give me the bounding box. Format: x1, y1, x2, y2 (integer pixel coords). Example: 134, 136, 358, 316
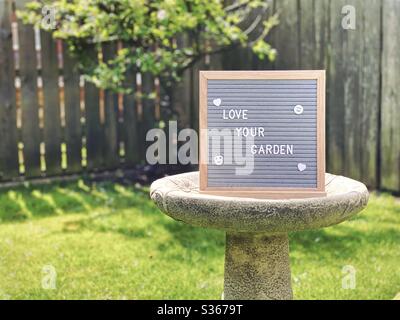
381, 0, 400, 191
271, 0, 300, 69
16, 0, 41, 178
102, 42, 120, 169
0, 0, 19, 179
120, 62, 138, 167
0, 0, 399, 192
248, 0, 391, 191
63, 41, 82, 174
41, 30, 62, 176
328, 0, 381, 187
84, 47, 103, 171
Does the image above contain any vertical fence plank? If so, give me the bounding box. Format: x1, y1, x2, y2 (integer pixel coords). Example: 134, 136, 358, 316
172, 35, 192, 129
139, 73, 155, 164
41, 31, 62, 176
102, 42, 119, 169
327, 0, 346, 177
220, 0, 239, 71
0, 0, 19, 180
252, 0, 276, 70
313, 0, 330, 69
240, 0, 275, 71
63, 43, 82, 174
329, 0, 381, 185
359, 0, 381, 188
299, 0, 316, 69
85, 48, 104, 171
270, 0, 300, 69
338, 0, 363, 180
16, 0, 41, 178
85, 79, 102, 171
189, 61, 203, 134
121, 66, 138, 167
381, 0, 400, 192
299, 0, 330, 69
177, 68, 192, 128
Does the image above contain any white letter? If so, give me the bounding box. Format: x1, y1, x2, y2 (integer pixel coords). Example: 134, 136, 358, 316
209, 128, 233, 165
234, 134, 254, 176
169, 121, 177, 164
41, 5, 56, 30
146, 129, 167, 164
342, 5, 356, 30
178, 129, 198, 165
42, 265, 56, 290
342, 265, 356, 289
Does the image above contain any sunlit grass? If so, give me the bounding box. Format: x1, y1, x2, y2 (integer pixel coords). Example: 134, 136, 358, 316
0, 181, 398, 300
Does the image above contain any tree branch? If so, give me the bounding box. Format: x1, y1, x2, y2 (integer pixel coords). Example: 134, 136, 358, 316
225, 0, 251, 12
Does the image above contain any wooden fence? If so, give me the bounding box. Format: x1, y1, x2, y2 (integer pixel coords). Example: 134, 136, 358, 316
0, 0, 161, 182
0, 0, 400, 192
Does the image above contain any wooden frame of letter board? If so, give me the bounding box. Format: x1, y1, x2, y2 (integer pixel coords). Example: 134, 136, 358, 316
199, 70, 326, 199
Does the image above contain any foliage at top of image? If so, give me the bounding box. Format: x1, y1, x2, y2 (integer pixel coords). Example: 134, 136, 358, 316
18, 0, 279, 93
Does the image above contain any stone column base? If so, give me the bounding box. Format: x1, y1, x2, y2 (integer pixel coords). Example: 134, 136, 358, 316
224, 233, 293, 300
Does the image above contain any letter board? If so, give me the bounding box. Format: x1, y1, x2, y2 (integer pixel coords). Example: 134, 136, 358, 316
199, 71, 326, 199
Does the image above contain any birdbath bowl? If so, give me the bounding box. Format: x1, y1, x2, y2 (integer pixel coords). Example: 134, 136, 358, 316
150, 172, 369, 300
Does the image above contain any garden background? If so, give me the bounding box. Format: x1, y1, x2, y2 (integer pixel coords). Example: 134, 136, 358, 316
0, 0, 399, 300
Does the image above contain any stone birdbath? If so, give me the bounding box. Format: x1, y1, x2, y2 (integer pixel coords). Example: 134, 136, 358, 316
150, 172, 369, 300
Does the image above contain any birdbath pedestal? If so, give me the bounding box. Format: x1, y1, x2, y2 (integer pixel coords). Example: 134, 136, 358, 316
150, 172, 369, 300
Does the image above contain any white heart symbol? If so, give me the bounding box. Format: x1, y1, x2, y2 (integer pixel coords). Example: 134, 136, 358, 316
298, 163, 307, 172
213, 98, 222, 107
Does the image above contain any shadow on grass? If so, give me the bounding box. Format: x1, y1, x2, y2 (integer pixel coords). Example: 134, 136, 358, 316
2, 183, 399, 265
65, 197, 399, 262
59, 195, 226, 256
157, 221, 225, 257
40, 187, 398, 262
0, 180, 150, 223
289, 222, 400, 261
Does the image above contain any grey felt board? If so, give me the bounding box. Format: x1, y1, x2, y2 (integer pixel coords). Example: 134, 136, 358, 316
207, 79, 317, 188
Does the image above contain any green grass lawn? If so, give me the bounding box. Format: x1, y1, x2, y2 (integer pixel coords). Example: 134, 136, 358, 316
0, 179, 399, 300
